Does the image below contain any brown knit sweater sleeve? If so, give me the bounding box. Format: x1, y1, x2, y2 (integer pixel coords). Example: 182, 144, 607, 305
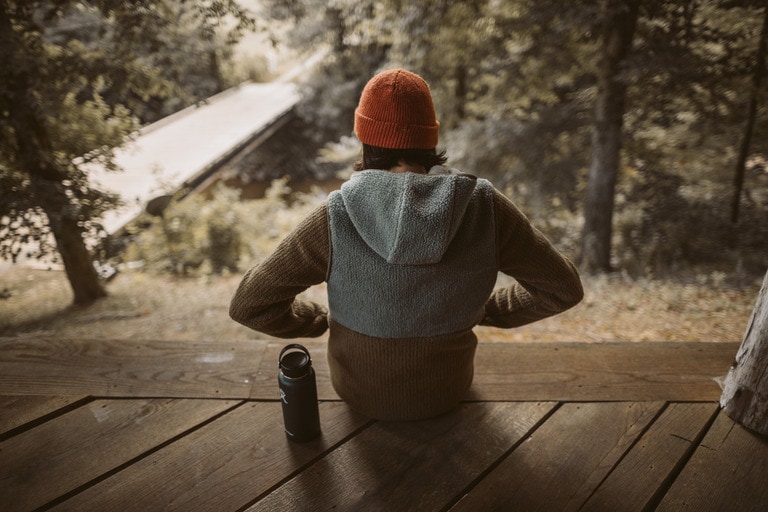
229, 202, 330, 338
481, 189, 583, 328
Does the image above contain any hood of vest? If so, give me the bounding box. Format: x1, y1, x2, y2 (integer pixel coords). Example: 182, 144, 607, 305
338, 166, 478, 265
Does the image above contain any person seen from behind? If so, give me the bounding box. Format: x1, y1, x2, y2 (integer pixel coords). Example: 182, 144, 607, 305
230, 68, 584, 421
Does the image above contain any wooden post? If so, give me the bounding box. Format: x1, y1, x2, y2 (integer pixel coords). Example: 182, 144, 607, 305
720, 270, 768, 436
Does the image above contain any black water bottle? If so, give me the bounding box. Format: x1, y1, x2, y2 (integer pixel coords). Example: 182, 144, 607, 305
277, 344, 321, 442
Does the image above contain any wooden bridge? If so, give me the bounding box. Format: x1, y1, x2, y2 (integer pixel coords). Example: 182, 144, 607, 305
89, 81, 299, 235
88, 48, 330, 236
1, 337, 766, 511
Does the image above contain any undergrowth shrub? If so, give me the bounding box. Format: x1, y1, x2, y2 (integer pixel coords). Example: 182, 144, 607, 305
614, 165, 689, 276
123, 180, 324, 276
614, 163, 768, 279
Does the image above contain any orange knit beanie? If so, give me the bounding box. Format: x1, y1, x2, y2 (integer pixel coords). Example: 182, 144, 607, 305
354, 69, 439, 149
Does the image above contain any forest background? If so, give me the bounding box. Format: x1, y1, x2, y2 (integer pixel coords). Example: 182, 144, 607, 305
1, 0, 767, 342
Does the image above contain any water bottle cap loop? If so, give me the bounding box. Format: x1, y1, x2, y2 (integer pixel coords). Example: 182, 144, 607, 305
278, 343, 312, 378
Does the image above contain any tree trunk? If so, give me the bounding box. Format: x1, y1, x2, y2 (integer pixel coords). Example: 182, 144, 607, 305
454, 63, 467, 125
720, 270, 768, 436
580, 0, 640, 273
731, 6, 768, 224
44, 202, 108, 306
327, 7, 345, 54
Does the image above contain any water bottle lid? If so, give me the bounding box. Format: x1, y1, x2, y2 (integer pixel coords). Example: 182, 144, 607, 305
278, 343, 312, 378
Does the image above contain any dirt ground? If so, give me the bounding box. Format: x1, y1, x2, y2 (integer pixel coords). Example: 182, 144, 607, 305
1, 263, 761, 343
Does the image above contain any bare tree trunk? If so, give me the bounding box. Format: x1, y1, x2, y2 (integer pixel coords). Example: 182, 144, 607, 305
580, 0, 640, 273
720, 270, 768, 436
731, 6, 768, 224
327, 7, 345, 54
44, 202, 108, 306
454, 63, 467, 124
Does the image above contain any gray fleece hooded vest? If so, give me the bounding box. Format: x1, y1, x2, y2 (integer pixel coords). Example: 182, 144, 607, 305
326, 167, 498, 338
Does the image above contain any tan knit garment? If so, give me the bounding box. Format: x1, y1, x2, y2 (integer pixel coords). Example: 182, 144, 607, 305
327, 320, 477, 421
230, 189, 583, 421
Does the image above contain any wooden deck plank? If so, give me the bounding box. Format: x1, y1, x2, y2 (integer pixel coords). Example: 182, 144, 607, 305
467, 342, 737, 402
657, 412, 768, 511
0, 398, 239, 512
51, 401, 367, 512
580, 402, 719, 512
0, 338, 736, 401
246, 402, 556, 511
0, 395, 87, 436
2, 338, 762, 510
0, 337, 266, 398
449, 402, 665, 511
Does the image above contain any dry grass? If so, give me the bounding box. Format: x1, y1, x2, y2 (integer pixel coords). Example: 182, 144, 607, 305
0, 263, 761, 343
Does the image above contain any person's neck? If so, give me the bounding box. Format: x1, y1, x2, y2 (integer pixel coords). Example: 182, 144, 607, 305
389, 162, 427, 174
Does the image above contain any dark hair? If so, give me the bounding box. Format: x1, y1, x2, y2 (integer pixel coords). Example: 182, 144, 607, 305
352, 144, 448, 172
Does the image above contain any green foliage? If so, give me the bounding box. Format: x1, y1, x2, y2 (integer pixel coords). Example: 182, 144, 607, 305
263, 0, 768, 277
261, 0, 391, 145
219, 51, 271, 87
0, 0, 257, 302
124, 181, 323, 276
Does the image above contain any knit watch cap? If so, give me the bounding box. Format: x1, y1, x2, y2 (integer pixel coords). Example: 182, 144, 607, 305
354, 69, 439, 149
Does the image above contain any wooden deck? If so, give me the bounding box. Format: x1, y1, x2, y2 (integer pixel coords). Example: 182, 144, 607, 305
1, 338, 766, 511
